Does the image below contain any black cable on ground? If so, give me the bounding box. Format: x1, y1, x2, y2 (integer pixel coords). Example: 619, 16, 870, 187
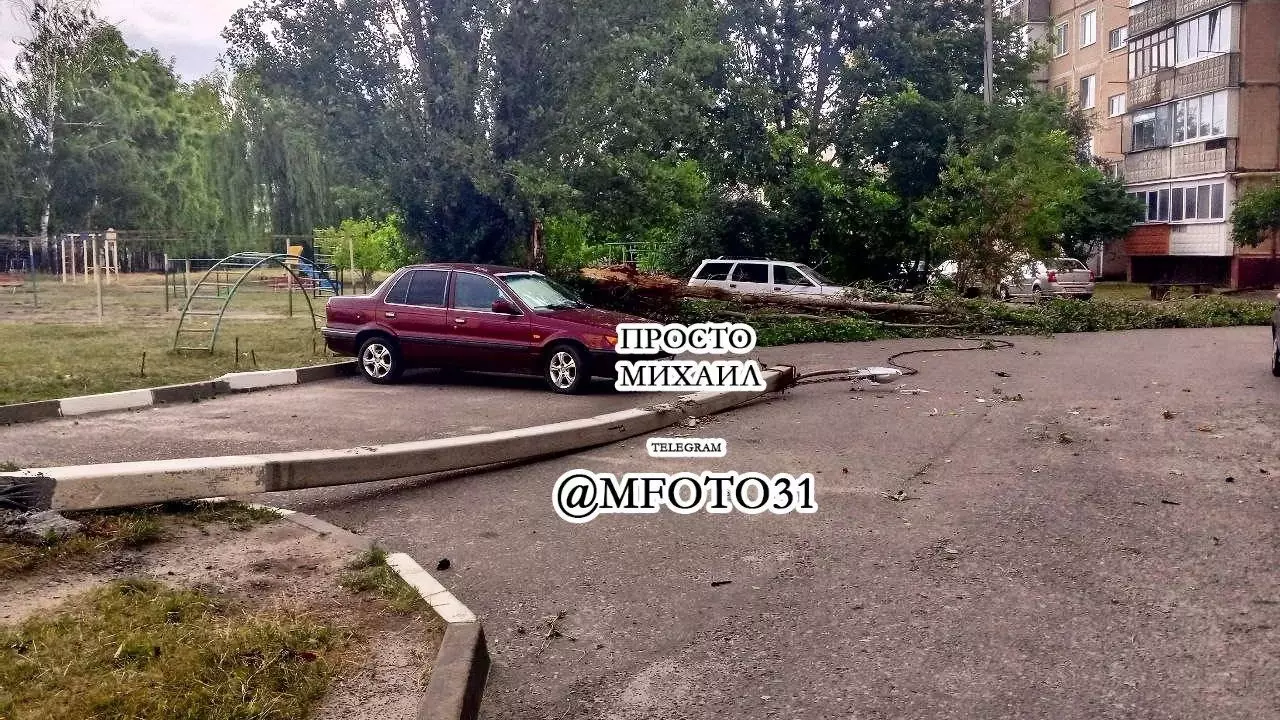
789, 337, 1014, 385
886, 337, 1014, 377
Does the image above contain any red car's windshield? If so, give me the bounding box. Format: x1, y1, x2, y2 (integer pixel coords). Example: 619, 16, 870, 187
500, 273, 588, 310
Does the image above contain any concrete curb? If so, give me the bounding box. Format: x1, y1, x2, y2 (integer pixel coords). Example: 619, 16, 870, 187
224, 500, 489, 720
0, 361, 357, 426
2, 366, 795, 512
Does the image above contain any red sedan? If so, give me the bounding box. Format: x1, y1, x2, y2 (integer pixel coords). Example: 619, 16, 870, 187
321, 264, 653, 393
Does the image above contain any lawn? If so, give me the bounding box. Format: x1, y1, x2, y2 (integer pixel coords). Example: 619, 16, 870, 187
0, 579, 347, 720
0, 273, 343, 405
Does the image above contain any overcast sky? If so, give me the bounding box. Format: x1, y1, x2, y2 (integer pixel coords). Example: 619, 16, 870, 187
2, 0, 247, 81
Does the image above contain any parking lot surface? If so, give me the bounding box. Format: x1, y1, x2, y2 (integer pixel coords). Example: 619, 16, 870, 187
0, 370, 658, 466
7, 328, 1276, 719
269, 327, 1278, 720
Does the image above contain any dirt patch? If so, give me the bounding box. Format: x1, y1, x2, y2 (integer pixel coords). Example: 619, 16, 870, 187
0, 514, 443, 720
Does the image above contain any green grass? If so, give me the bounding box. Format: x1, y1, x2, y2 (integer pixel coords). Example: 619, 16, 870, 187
338, 547, 426, 613
0, 501, 278, 578
0, 320, 332, 405
0, 579, 346, 720
0, 273, 342, 406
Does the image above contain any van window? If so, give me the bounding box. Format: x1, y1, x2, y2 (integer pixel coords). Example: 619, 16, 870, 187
773, 265, 813, 286
731, 263, 769, 283
695, 262, 734, 281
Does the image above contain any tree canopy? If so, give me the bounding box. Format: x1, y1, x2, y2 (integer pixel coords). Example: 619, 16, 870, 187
0, 0, 1142, 281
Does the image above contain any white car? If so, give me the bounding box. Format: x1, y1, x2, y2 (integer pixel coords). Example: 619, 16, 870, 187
997, 257, 1095, 302
687, 257, 847, 297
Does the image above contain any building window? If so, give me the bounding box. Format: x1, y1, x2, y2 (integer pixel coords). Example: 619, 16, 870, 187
1109, 27, 1128, 51
1054, 23, 1068, 57
1130, 105, 1172, 152
1053, 83, 1068, 97
1080, 75, 1097, 109
1177, 7, 1232, 65
1169, 182, 1226, 221
1172, 91, 1227, 143
1130, 189, 1172, 223
1108, 93, 1126, 117
1128, 27, 1175, 79
1081, 10, 1097, 47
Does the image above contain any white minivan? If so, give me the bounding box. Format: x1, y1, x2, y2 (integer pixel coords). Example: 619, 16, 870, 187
687, 257, 848, 297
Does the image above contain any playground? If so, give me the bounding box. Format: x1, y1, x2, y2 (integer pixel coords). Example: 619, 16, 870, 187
0, 237, 370, 406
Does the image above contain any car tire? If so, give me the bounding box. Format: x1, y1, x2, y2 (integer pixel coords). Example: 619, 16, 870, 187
998, 284, 1011, 302
1032, 286, 1044, 304
544, 344, 589, 394
1272, 333, 1280, 378
1079, 293, 1094, 301
358, 336, 403, 385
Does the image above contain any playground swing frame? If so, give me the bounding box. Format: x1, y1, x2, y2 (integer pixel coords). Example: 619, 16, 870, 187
173, 252, 326, 352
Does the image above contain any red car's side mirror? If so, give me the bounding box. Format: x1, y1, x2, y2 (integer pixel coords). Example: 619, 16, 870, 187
491, 298, 520, 315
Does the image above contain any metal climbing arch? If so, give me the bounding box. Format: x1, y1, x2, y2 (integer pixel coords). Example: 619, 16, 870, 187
172, 252, 339, 351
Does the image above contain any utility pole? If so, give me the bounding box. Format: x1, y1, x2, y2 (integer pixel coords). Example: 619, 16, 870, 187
983, 0, 994, 105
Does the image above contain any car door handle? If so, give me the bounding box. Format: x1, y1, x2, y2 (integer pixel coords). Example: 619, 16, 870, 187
384, 312, 396, 319
729, 283, 737, 288
454, 318, 467, 324
773, 287, 783, 291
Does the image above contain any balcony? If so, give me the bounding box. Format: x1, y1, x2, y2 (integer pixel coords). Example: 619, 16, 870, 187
1130, 0, 1235, 39
1177, 0, 1233, 23
1125, 149, 1172, 184
1128, 52, 1238, 111
1176, 52, 1239, 99
1171, 138, 1236, 178
999, 0, 1049, 24
1130, 0, 1175, 37
1129, 69, 1175, 111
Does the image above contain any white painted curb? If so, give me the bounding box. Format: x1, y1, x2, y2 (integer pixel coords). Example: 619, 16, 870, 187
216, 368, 301, 390
0, 361, 357, 427
386, 553, 477, 624
59, 389, 154, 416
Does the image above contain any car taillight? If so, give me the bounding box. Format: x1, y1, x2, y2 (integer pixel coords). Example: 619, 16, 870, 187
1089, 269, 1095, 281
1047, 270, 1057, 283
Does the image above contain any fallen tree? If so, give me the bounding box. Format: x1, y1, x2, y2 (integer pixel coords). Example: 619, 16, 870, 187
578, 265, 942, 317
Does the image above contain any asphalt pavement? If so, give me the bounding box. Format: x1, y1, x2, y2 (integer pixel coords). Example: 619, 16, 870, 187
0, 369, 659, 466
5, 328, 1277, 719
273, 327, 1280, 720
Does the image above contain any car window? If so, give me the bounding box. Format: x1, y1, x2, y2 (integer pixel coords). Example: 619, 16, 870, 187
403, 269, 448, 307
798, 264, 834, 285
731, 263, 769, 283
453, 272, 504, 311
502, 273, 583, 310
695, 262, 734, 281
774, 265, 813, 286
384, 271, 414, 304
1051, 258, 1087, 271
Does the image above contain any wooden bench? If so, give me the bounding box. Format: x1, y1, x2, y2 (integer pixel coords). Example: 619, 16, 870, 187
1148, 282, 1215, 300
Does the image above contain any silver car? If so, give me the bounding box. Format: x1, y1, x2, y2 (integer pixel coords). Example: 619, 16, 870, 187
997, 258, 1095, 302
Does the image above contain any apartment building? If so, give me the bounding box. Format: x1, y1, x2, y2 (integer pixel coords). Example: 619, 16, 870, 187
1003, 0, 1134, 276
1122, 0, 1280, 287
1006, 0, 1280, 287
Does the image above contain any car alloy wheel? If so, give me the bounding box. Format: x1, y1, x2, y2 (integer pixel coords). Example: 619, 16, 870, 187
998, 285, 1011, 302
544, 345, 587, 394
1032, 286, 1044, 304
358, 337, 401, 384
